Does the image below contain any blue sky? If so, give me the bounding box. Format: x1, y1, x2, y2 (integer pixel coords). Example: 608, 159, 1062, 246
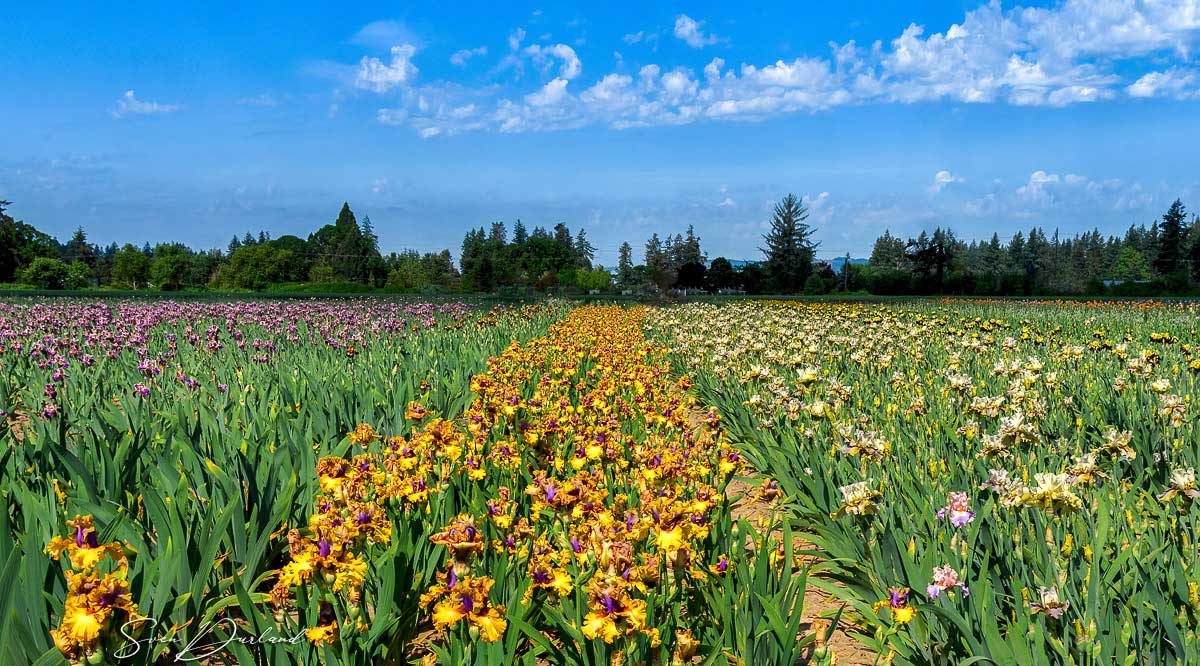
3, 1, 1198, 264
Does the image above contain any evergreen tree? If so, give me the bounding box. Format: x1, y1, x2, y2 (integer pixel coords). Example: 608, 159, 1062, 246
644, 233, 673, 290
670, 233, 685, 270
361, 216, 379, 253
760, 193, 817, 293
573, 229, 595, 269
63, 227, 96, 267
617, 241, 635, 289
513, 220, 528, 244
644, 234, 664, 269
1154, 199, 1188, 276
681, 225, 705, 266
489, 221, 507, 245
868, 230, 907, 269
553, 223, 572, 247
905, 228, 956, 293
1190, 216, 1200, 282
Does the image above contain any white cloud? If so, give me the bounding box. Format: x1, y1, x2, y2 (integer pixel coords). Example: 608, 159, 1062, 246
450, 46, 488, 67
352, 20, 420, 49
111, 90, 184, 118
355, 44, 418, 92
580, 74, 639, 113
525, 78, 570, 106
524, 43, 582, 79
376, 108, 407, 125
369, 0, 1200, 137
674, 15, 721, 49
1127, 68, 1199, 99
931, 170, 964, 193
508, 28, 527, 51
1015, 170, 1102, 206
238, 93, 279, 107
1016, 170, 1062, 204
718, 197, 736, 208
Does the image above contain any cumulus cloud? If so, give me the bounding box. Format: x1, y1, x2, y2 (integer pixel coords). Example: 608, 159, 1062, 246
110, 90, 184, 118
524, 78, 570, 106
450, 46, 488, 66
373, 0, 1200, 138
1016, 170, 1063, 204
718, 197, 736, 208
1127, 68, 1199, 99
931, 170, 964, 193
673, 14, 721, 48
524, 43, 582, 79
355, 45, 418, 92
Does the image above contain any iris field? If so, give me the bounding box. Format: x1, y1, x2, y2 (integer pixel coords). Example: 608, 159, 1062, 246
1, 297, 1196, 665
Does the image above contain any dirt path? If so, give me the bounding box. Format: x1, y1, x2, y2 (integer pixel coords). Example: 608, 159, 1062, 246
725, 478, 877, 666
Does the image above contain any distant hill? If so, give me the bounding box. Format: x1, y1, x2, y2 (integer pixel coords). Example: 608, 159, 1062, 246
725, 259, 759, 269
825, 257, 869, 271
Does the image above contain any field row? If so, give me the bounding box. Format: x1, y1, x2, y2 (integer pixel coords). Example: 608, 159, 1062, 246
3, 301, 812, 665
647, 300, 1199, 664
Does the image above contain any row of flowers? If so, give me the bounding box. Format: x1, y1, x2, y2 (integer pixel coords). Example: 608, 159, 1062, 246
267, 305, 794, 664
42, 305, 803, 665
646, 300, 1199, 664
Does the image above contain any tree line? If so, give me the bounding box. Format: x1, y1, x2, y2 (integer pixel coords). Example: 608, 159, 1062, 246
1, 201, 457, 293
858, 199, 1200, 296
3, 195, 1197, 296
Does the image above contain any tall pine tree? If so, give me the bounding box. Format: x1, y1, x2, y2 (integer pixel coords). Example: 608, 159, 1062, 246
760, 194, 816, 293
1154, 199, 1187, 277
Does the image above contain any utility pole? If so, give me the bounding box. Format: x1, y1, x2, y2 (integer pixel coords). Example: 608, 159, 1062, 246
843, 252, 850, 291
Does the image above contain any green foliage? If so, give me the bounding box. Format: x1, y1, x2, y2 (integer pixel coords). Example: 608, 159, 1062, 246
64, 261, 92, 290
0, 301, 563, 665
306, 203, 384, 285
706, 257, 735, 291
651, 300, 1200, 665
149, 245, 193, 291
574, 266, 612, 291
861, 199, 1196, 296
761, 194, 817, 293
1108, 246, 1151, 281
110, 244, 150, 289
802, 273, 827, 295
0, 204, 58, 283
19, 257, 69, 289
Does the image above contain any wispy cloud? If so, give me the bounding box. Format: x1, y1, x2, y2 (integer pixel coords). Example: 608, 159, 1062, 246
238, 93, 280, 107
352, 20, 421, 49
110, 90, 184, 118
450, 45, 488, 66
